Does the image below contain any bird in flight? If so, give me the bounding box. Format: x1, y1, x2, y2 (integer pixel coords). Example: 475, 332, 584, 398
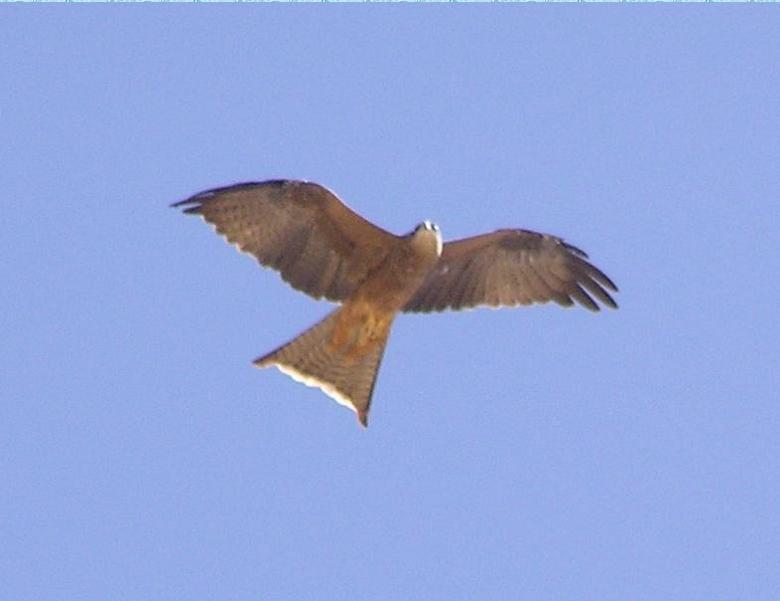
174, 180, 618, 427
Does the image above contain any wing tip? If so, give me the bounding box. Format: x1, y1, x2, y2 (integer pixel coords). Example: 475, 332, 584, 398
170, 201, 203, 215
171, 180, 298, 213
599, 272, 619, 293
170, 193, 211, 214
562, 240, 589, 258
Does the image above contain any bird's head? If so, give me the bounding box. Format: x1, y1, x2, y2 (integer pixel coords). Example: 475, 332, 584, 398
410, 220, 443, 257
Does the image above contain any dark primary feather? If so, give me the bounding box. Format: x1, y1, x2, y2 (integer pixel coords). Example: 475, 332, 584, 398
403, 229, 618, 313
173, 180, 400, 303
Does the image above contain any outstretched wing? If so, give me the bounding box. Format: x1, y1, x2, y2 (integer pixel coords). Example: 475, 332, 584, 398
174, 180, 400, 302
403, 229, 618, 313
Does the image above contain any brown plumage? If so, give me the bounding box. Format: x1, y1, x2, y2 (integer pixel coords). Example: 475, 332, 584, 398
174, 179, 618, 427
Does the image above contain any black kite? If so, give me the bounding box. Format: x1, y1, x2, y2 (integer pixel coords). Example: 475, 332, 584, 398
174, 180, 618, 426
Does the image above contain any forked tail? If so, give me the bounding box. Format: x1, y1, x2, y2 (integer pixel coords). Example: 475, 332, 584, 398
253, 307, 392, 427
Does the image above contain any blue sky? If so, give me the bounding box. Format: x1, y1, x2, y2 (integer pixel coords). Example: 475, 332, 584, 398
2, 8, 779, 601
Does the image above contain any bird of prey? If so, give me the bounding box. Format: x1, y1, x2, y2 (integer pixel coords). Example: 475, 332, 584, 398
174, 179, 618, 427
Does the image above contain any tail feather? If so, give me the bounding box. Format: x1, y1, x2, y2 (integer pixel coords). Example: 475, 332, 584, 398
254, 308, 391, 427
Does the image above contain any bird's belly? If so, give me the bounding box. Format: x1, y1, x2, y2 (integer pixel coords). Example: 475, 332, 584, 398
327, 247, 436, 361
329, 300, 394, 362
353, 257, 433, 313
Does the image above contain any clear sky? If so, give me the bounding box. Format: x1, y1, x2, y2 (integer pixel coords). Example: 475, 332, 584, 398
2, 8, 779, 601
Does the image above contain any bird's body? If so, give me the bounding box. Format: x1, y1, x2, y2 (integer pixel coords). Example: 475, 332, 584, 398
174, 179, 617, 426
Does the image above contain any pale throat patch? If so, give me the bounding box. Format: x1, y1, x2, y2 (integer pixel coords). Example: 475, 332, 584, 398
414, 227, 443, 257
